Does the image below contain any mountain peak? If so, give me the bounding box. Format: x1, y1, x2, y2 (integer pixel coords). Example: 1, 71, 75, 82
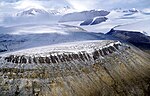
16, 8, 49, 17
114, 8, 140, 13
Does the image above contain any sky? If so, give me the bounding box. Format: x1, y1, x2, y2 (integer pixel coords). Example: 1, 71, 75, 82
0, 0, 150, 14
68, 0, 150, 10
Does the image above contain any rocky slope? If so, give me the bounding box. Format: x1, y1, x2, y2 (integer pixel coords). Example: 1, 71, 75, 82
106, 29, 150, 50
0, 40, 150, 96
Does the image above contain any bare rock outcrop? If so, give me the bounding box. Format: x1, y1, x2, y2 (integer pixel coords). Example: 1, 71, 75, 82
0, 40, 150, 96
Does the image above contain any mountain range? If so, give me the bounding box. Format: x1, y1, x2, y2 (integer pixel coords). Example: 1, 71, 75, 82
0, 7, 150, 53
0, 3, 150, 96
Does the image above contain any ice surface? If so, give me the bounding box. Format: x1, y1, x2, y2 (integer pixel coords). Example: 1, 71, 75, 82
0, 40, 120, 56
114, 19, 150, 36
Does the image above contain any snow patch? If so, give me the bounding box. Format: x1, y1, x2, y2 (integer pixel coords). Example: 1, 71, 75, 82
114, 19, 150, 36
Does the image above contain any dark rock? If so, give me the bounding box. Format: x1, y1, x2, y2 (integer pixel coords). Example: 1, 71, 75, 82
72, 54, 79, 60
33, 57, 38, 64
80, 19, 93, 26
38, 57, 45, 64
90, 17, 108, 25
20, 56, 27, 64
50, 55, 57, 63
106, 29, 150, 49
5, 55, 14, 62
0, 49, 7, 53
102, 48, 109, 55
93, 50, 100, 60
45, 57, 50, 64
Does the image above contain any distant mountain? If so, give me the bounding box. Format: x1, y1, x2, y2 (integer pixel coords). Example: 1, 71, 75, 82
80, 17, 108, 26
49, 6, 73, 15
59, 10, 110, 22
16, 6, 73, 17
113, 19, 150, 36
2, 8, 62, 25
114, 8, 140, 13
16, 8, 50, 17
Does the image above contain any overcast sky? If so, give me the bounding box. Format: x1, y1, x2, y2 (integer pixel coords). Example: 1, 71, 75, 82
0, 0, 150, 13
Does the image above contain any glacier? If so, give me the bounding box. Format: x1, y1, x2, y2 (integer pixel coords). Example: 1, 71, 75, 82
0, 1, 150, 96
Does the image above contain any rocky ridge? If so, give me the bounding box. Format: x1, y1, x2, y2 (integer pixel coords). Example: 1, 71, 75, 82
0, 40, 150, 96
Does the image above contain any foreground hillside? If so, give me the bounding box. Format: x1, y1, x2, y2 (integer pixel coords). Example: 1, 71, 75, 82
0, 40, 150, 96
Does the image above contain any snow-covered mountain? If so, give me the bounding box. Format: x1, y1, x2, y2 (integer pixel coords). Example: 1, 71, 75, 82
16, 6, 73, 16
114, 8, 140, 13
59, 8, 150, 34
2, 8, 61, 26
59, 10, 110, 22
49, 6, 74, 15
114, 19, 150, 36
0, 7, 150, 54
1, 6, 76, 26
16, 8, 50, 17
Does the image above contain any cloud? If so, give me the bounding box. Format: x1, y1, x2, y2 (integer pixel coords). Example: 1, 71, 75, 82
66, 0, 98, 11
0, 0, 150, 13
14, 0, 45, 9
0, 0, 71, 10
67, 0, 150, 10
